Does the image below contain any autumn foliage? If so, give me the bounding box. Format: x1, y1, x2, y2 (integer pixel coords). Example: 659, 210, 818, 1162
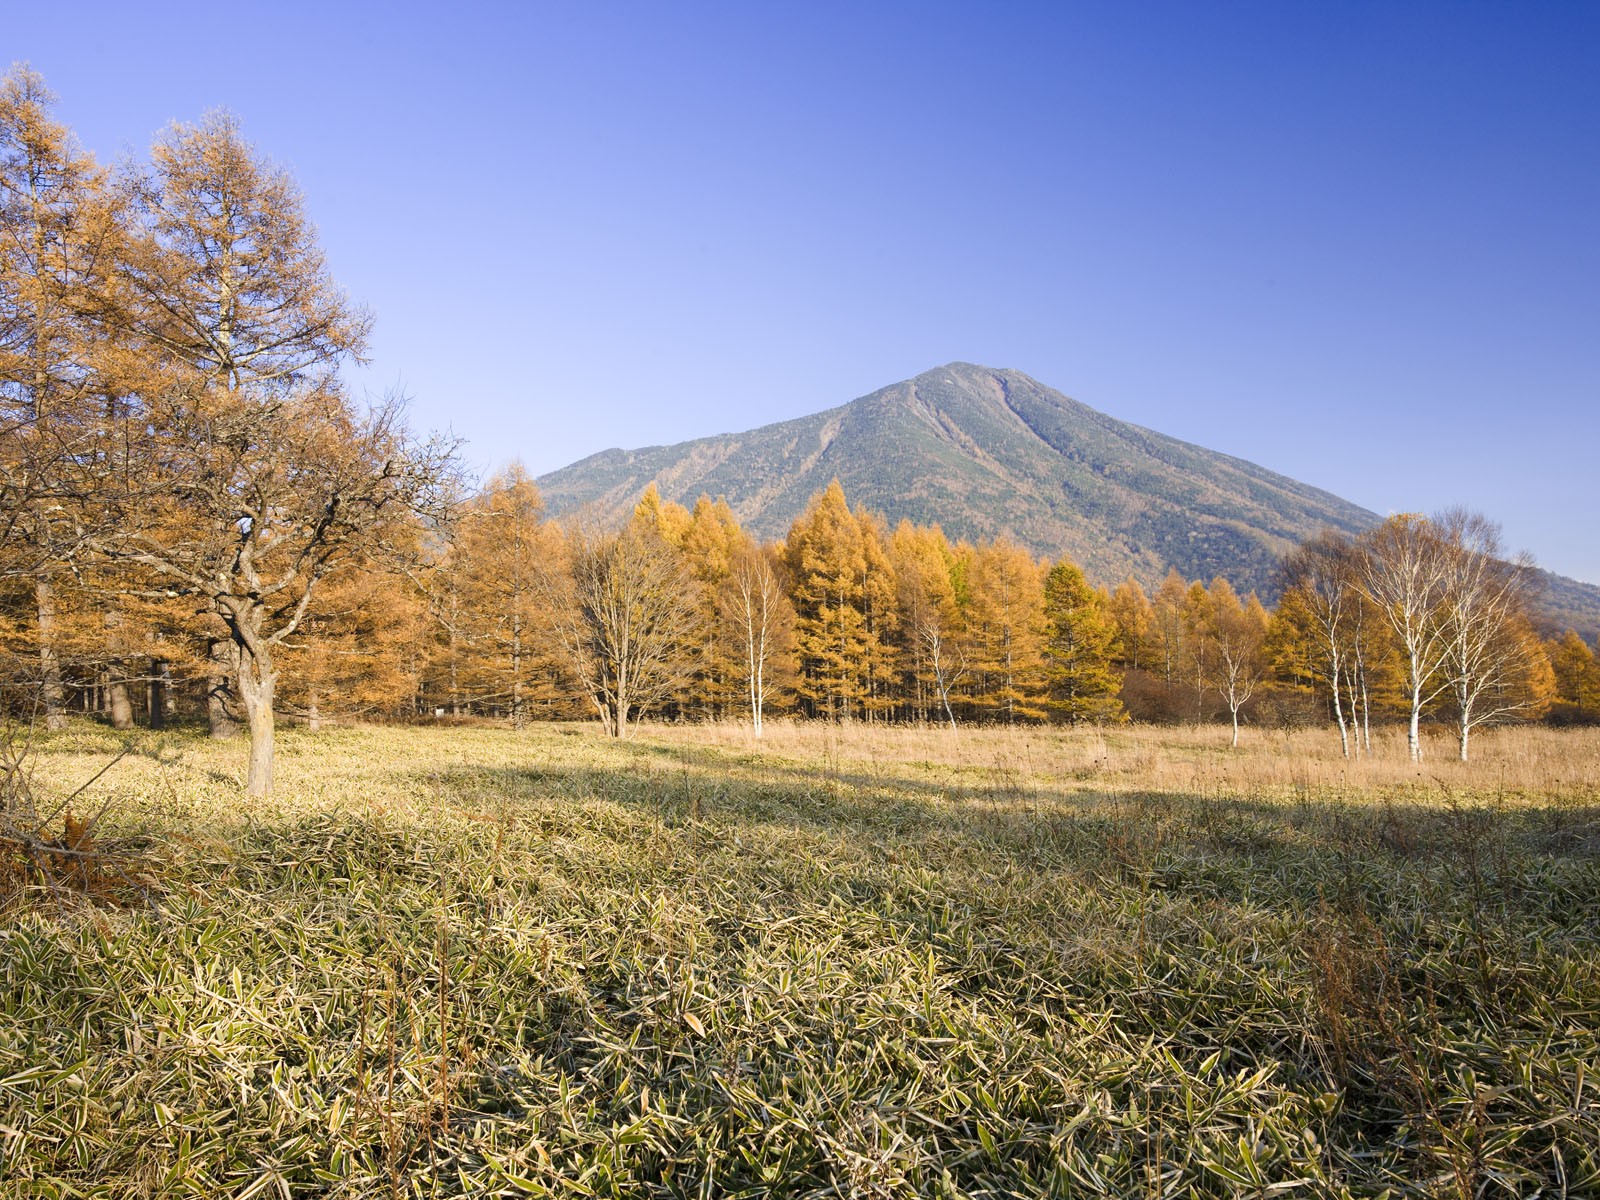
0, 65, 1577, 770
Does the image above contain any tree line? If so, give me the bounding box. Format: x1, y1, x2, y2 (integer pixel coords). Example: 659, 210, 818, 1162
5, 65, 1598, 792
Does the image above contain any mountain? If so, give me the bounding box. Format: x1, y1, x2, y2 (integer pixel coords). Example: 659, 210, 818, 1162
538, 363, 1600, 631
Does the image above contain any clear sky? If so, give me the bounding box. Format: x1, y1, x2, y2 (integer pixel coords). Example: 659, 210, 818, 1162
8, 2, 1598, 581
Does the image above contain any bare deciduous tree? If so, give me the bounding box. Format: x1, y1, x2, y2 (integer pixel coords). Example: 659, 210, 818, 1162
546, 521, 697, 737
723, 542, 792, 737
1202, 581, 1269, 748
1355, 514, 1457, 763
1280, 531, 1361, 757
1433, 509, 1546, 761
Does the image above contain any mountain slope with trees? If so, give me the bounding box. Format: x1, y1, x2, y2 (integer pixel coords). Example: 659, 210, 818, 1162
538, 363, 1600, 634
538, 363, 1378, 597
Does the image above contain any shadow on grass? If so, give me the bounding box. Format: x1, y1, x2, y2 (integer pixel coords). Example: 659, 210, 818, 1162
402, 743, 1600, 930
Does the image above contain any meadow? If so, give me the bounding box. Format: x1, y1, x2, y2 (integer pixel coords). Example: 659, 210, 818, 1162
3, 719, 1599, 1198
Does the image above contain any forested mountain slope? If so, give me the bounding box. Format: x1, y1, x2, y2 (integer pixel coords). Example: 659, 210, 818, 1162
539, 362, 1600, 629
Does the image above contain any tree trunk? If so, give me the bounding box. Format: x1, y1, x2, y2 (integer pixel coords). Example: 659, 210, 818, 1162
448, 626, 461, 716
1407, 690, 1423, 763
147, 658, 168, 730
1356, 659, 1372, 755
307, 684, 322, 733
235, 640, 277, 798
208, 639, 240, 739
107, 674, 134, 730
510, 614, 525, 730
36, 571, 67, 731
1329, 665, 1349, 759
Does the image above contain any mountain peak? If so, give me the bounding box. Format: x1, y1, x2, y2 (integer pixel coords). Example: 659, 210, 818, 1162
536, 364, 1381, 596
535, 364, 1600, 631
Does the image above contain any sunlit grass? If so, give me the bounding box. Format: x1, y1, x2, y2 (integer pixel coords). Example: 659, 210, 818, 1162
4, 719, 1598, 1197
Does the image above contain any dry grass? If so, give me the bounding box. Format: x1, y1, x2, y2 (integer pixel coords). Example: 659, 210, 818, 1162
2, 718, 1598, 1197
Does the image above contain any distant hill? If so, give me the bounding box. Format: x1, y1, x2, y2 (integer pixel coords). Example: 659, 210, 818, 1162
538, 362, 1600, 634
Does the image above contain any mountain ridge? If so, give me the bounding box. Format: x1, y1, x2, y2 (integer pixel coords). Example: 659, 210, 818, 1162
537, 363, 1600, 635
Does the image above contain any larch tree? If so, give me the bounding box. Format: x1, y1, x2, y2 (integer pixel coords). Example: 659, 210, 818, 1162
0, 65, 121, 728
890, 520, 967, 728
278, 559, 429, 728
1107, 577, 1154, 673
678, 495, 744, 720
1181, 579, 1215, 723
87, 113, 448, 796
1545, 630, 1600, 720
453, 465, 557, 728
1041, 559, 1123, 723
785, 480, 871, 719
1150, 569, 1190, 692
854, 504, 900, 721
965, 538, 1048, 722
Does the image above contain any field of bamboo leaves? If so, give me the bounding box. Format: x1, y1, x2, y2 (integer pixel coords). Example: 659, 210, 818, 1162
3, 719, 1599, 1198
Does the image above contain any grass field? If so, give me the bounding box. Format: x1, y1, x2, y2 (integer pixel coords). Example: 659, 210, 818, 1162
4, 719, 1599, 1197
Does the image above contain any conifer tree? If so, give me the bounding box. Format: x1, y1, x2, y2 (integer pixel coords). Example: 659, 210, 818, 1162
1107, 577, 1154, 672
451, 465, 560, 727
678, 495, 743, 719
784, 480, 871, 719
890, 521, 967, 727
1546, 630, 1600, 721
966, 538, 1048, 722
1042, 559, 1123, 723
0, 65, 121, 728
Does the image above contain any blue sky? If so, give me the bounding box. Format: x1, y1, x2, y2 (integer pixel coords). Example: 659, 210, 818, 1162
8, 2, 1598, 582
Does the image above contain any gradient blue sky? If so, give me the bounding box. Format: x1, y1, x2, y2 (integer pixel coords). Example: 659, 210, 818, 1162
8, 2, 1598, 581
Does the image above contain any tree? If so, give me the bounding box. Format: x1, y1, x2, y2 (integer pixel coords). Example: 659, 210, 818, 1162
1546, 630, 1600, 722
1432, 510, 1548, 760
891, 521, 967, 728
0, 65, 121, 728
854, 505, 900, 721
722, 540, 794, 736
452, 465, 559, 728
965, 539, 1048, 723
546, 517, 697, 737
679, 495, 744, 720
86, 114, 445, 795
785, 481, 871, 719
1202, 579, 1270, 747
1280, 531, 1362, 756
1355, 514, 1457, 762
278, 559, 429, 728
1107, 577, 1154, 672
1041, 559, 1123, 723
